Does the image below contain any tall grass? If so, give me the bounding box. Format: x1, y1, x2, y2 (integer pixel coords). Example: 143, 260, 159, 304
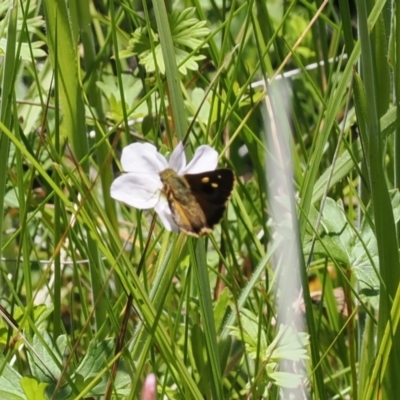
0, 0, 399, 398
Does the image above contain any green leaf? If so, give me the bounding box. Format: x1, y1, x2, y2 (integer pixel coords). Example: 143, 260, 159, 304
191, 323, 205, 375
174, 47, 205, 74
0, 354, 27, 400
350, 210, 380, 310
229, 308, 267, 357
128, 27, 159, 58
170, 9, 210, 49
96, 74, 149, 120
214, 287, 230, 332
14, 305, 52, 330
0, 0, 45, 33
0, 38, 46, 61
351, 191, 400, 310
29, 332, 67, 382
268, 370, 303, 389
73, 338, 131, 397
266, 324, 309, 362
303, 196, 390, 310
20, 377, 47, 400
139, 44, 165, 74
303, 198, 353, 265
123, 7, 209, 75
75, 338, 114, 378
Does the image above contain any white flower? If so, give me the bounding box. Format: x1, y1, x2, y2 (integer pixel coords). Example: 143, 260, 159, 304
110, 141, 219, 231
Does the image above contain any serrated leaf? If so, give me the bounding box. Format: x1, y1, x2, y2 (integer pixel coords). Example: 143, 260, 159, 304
129, 27, 158, 57
266, 324, 309, 362
97, 75, 151, 120
268, 371, 303, 389
172, 18, 210, 50
14, 305, 51, 330
173, 7, 197, 24
0, 39, 46, 61
123, 7, 209, 76
20, 377, 47, 400
16, 16, 45, 32
170, 8, 210, 43
229, 309, 267, 356
0, 0, 41, 18
139, 44, 164, 74
96, 74, 143, 106
174, 48, 205, 75
0, 0, 45, 33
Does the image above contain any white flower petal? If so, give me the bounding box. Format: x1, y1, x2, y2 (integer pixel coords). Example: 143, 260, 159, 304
154, 198, 179, 232
120, 142, 168, 174
110, 173, 162, 209
182, 145, 218, 174
169, 141, 187, 173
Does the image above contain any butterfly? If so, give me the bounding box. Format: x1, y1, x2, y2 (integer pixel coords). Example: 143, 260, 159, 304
159, 168, 234, 236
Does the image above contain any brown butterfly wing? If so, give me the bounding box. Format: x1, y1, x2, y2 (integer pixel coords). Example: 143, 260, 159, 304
183, 169, 234, 230
167, 197, 208, 235
160, 169, 208, 235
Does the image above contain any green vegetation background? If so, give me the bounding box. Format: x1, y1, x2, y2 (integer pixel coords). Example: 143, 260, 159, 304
0, 0, 399, 398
